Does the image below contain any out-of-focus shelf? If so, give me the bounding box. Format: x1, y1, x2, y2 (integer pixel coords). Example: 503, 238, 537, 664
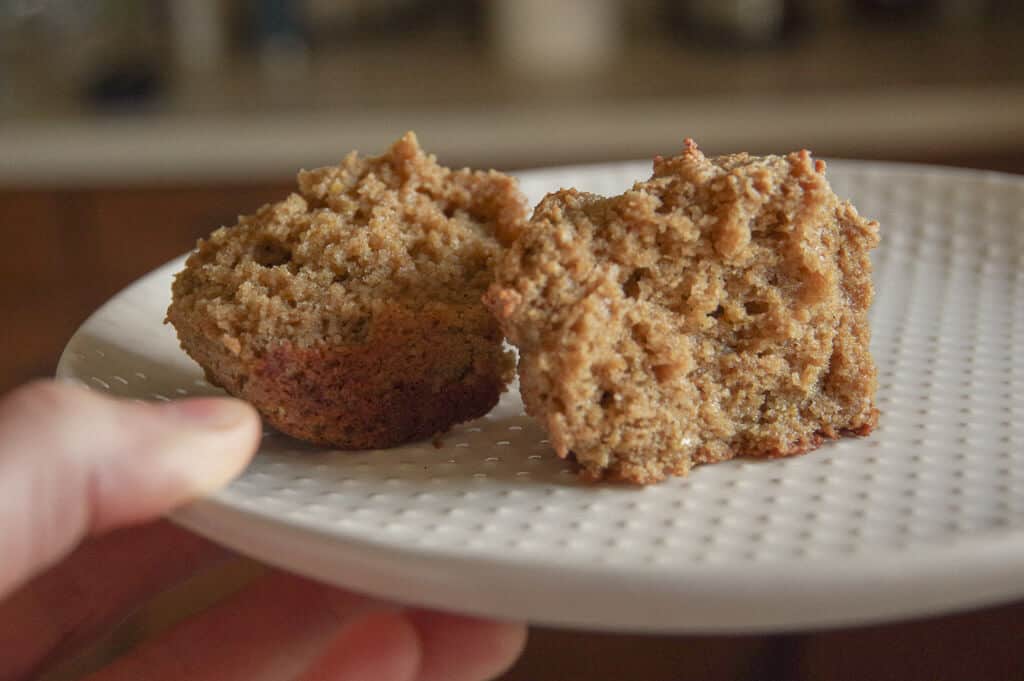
3, 84, 1023, 186
2, 24, 1023, 185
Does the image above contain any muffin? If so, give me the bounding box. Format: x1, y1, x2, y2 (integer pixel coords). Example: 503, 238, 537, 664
486, 139, 880, 483
168, 132, 526, 449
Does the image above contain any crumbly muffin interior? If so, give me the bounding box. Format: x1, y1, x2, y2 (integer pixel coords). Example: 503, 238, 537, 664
489, 140, 880, 483
172, 132, 524, 356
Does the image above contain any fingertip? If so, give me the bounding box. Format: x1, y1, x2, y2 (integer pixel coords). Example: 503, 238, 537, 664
0, 382, 262, 594
148, 396, 263, 497
300, 610, 421, 681
58, 392, 263, 533
407, 610, 528, 681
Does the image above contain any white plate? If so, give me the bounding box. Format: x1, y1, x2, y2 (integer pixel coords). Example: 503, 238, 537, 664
57, 160, 1024, 633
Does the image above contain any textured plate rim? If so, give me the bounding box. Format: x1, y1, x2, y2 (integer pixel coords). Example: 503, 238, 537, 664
168, 495, 1024, 633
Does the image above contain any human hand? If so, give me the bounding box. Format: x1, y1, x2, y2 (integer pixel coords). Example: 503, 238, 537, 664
0, 381, 526, 681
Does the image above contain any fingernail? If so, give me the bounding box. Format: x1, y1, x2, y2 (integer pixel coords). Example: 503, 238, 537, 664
149, 398, 261, 496
164, 398, 255, 430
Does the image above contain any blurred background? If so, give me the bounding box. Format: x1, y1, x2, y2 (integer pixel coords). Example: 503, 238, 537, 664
4, 0, 1024, 181
3, 1, 1022, 679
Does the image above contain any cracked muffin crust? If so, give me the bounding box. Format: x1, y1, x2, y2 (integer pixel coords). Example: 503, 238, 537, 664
486, 140, 880, 483
168, 132, 526, 448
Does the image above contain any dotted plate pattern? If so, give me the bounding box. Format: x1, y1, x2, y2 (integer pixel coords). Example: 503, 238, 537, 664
57, 160, 1024, 632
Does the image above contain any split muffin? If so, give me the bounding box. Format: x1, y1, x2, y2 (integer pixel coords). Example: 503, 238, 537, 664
486, 139, 880, 483
168, 132, 526, 449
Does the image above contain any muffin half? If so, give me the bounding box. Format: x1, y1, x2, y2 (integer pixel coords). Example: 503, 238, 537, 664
486, 140, 880, 483
168, 132, 526, 448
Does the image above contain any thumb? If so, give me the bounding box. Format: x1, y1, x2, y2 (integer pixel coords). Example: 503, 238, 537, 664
0, 380, 261, 598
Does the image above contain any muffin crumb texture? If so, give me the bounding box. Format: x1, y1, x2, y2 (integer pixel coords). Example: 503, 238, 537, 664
487, 139, 880, 483
168, 132, 525, 448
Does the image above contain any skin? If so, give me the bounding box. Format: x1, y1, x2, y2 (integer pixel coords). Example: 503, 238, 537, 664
0, 381, 526, 681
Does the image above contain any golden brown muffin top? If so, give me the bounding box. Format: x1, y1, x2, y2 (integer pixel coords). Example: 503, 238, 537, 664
170, 132, 527, 354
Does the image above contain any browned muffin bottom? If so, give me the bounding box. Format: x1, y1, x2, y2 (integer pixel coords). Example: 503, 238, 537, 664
486, 139, 880, 484
167, 132, 526, 449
